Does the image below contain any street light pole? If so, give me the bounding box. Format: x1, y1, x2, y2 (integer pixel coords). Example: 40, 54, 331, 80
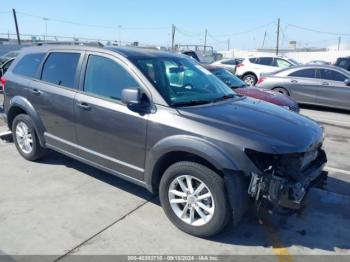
118, 25, 122, 46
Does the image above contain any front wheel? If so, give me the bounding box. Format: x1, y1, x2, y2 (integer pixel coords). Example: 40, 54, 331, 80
273, 87, 289, 96
159, 161, 231, 237
242, 74, 257, 86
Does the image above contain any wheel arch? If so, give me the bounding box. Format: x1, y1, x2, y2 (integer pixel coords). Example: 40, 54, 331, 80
7, 96, 46, 147
144, 135, 239, 194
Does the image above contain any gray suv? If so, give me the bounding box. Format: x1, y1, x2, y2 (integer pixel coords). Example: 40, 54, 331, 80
2, 45, 327, 237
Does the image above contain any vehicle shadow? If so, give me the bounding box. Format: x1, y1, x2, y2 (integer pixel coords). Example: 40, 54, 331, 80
8, 148, 350, 253
300, 104, 350, 115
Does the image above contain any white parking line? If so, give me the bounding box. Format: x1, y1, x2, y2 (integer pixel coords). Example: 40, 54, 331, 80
326, 166, 350, 176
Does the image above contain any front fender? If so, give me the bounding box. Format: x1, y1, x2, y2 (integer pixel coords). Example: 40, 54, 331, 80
144, 135, 239, 192
8, 96, 46, 146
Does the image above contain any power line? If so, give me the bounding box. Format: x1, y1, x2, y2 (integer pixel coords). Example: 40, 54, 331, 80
209, 21, 275, 38
286, 23, 350, 36
16, 11, 168, 31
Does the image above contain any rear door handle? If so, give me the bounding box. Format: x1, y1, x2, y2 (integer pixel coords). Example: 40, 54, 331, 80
291, 80, 298, 84
29, 89, 41, 95
76, 101, 91, 111
322, 82, 329, 86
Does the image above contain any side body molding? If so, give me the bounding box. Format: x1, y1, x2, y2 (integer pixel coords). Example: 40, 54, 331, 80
7, 96, 46, 146
144, 135, 239, 192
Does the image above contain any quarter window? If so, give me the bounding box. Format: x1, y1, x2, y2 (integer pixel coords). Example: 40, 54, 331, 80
289, 69, 317, 78
13, 53, 45, 78
84, 55, 139, 100
41, 52, 80, 89
319, 69, 347, 82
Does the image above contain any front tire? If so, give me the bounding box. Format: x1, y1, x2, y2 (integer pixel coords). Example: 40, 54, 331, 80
159, 161, 231, 237
242, 74, 257, 86
273, 87, 289, 96
12, 114, 46, 161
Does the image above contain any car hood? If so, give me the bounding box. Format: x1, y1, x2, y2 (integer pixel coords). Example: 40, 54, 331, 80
235, 87, 296, 106
177, 97, 323, 154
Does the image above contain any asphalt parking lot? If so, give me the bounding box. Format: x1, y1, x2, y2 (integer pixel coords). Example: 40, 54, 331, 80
0, 94, 350, 261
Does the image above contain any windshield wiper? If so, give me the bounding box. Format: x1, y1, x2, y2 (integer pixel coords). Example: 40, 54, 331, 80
213, 93, 235, 102
171, 99, 213, 107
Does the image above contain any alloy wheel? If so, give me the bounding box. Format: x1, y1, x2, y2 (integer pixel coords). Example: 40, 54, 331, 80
15, 122, 33, 154
168, 175, 215, 227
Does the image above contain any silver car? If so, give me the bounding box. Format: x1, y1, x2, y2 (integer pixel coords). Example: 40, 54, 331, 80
256, 65, 350, 110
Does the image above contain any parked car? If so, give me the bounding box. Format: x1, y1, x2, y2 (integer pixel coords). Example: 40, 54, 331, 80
2, 45, 327, 237
334, 56, 350, 71
307, 60, 330, 65
211, 58, 243, 74
256, 65, 350, 110
0, 50, 20, 65
203, 65, 299, 112
236, 56, 299, 86
0, 58, 15, 91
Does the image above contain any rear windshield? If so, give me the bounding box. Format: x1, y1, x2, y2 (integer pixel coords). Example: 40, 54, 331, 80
13, 53, 46, 78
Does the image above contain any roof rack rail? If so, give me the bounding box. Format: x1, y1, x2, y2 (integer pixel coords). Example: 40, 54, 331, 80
36, 41, 104, 47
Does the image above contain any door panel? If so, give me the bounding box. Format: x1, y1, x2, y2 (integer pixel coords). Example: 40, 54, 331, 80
75, 93, 148, 180
286, 69, 318, 104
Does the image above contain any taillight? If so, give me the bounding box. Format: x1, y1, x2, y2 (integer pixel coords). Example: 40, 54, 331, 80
257, 77, 266, 85
236, 63, 244, 68
0, 77, 5, 90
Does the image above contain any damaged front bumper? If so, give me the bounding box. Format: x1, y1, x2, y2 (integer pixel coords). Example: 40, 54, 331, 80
247, 148, 328, 213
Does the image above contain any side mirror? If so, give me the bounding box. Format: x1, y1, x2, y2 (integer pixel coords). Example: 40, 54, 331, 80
345, 78, 350, 86
121, 88, 141, 105
122, 88, 151, 114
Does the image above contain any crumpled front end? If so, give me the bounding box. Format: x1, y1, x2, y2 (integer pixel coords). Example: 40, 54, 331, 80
246, 146, 328, 213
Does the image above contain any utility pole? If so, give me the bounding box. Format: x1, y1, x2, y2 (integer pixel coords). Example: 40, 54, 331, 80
262, 31, 267, 48
12, 9, 21, 45
204, 29, 208, 54
43, 18, 48, 42
338, 36, 342, 51
276, 18, 280, 55
171, 24, 176, 51
227, 39, 230, 51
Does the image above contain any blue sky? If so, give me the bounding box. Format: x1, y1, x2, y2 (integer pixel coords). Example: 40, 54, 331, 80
0, 0, 349, 50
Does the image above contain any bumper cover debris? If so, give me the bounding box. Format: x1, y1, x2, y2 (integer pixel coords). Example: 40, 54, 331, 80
248, 148, 328, 213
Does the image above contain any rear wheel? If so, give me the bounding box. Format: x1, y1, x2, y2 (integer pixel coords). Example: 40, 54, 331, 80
242, 74, 257, 86
159, 161, 231, 237
273, 87, 289, 96
12, 114, 46, 161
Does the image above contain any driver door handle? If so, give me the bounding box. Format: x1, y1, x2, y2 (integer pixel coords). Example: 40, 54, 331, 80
322, 82, 329, 86
29, 88, 41, 95
76, 101, 91, 111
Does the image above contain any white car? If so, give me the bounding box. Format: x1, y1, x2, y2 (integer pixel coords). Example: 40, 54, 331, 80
212, 58, 243, 74
235, 56, 299, 86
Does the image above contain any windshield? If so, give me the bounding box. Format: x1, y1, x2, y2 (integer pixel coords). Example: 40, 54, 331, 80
211, 68, 247, 88
132, 57, 235, 106
289, 58, 300, 65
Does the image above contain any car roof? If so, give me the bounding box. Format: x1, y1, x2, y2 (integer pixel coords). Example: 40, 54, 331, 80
18, 45, 182, 60
274, 64, 350, 76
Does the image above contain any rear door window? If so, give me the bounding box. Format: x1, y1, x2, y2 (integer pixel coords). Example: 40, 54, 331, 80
41, 52, 80, 89
289, 69, 317, 78
13, 53, 45, 78
319, 69, 347, 82
255, 57, 274, 66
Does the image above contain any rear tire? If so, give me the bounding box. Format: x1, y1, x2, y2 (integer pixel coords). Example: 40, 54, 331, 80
273, 87, 289, 96
242, 74, 257, 86
159, 161, 231, 237
12, 114, 47, 161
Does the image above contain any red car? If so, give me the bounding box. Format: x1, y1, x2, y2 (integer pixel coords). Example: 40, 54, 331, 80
203, 65, 300, 112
